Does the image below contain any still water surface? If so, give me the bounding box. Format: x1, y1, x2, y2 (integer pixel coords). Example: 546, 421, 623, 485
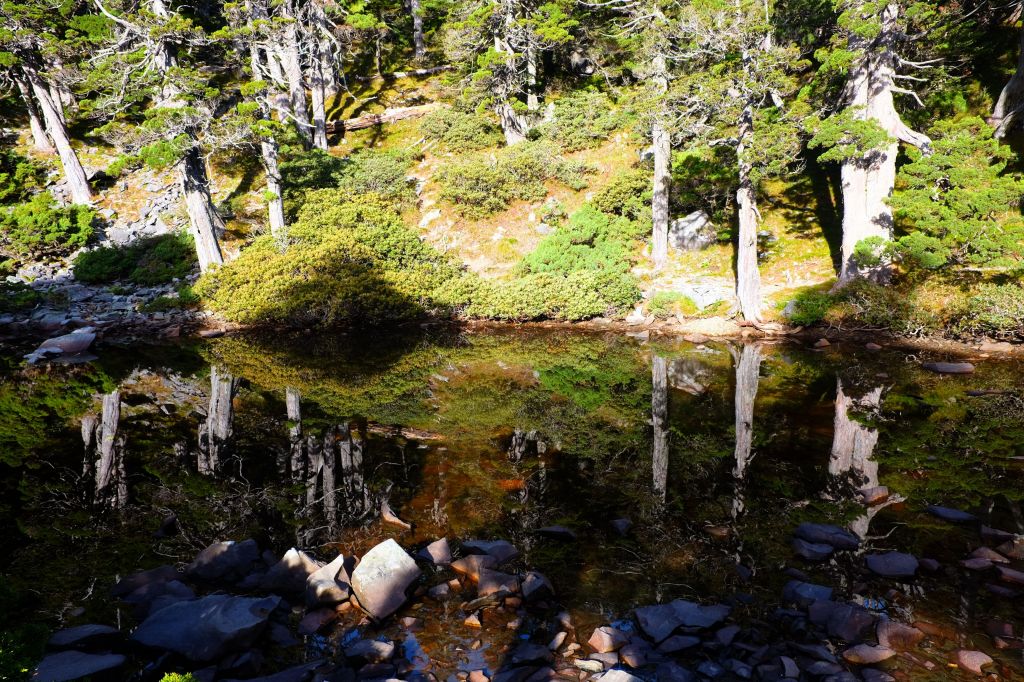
3, 328, 1023, 677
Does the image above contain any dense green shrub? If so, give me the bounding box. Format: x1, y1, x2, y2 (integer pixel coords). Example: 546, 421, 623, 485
0, 151, 46, 205
0, 281, 40, 313
536, 90, 622, 152
420, 107, 503, 151
0, 192, 95, 259
954, 282, 1024, 339
73, 233, 197, 285
438, 142, 592, 218
280, 149, 416, 218
648, 291, 698, 318
196, 192, 474, 326
592, 170, 650, 224
140, 284, 201, 312
782, 286, 836, 326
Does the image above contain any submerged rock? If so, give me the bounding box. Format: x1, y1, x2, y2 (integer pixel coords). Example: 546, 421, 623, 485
926, 505, 978, 524
794, 523, 860, 550
25, 330, 96, 364
131, 594, 281, 662
922, 361, 975, 374
350, 538, 421, 619
865, 552, 918, 578
187, 539, 261, 582
33, 651, 125, 682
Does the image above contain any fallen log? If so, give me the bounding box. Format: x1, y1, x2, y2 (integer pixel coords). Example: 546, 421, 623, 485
327, 102, 441, 133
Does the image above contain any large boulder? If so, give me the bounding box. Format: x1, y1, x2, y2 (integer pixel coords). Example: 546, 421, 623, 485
634, 599, 730, 642
33, 651, 125, 682
111, 565, 181, 597
350, 539, 421, 620
47, 624, 122, 651
261, 548, 322, 593
305, 554, 356, 607
668, 211, 716, 251
26, 330, 96, 364
187, 539, 261, 583
131, 594, 281, 662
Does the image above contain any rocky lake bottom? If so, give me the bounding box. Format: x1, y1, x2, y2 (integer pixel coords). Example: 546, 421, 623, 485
2, 327, 1024, 682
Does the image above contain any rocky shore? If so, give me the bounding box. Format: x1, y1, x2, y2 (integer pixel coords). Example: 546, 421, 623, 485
34, 499, 1024, 682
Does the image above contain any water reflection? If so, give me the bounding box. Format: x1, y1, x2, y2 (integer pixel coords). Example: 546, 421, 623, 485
198, 366, 238, 475
731, 343, 761, 520
81, 390, 126, 510
651, 354, 669, 504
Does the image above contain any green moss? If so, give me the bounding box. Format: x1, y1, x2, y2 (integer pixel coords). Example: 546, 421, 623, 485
648, 291, 699, 318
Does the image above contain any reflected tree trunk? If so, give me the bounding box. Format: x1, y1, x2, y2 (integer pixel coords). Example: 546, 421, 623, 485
651, 354, 669, 503
732, 343, 761, 520
828, 378, 887, 539
82, 391, 126, 510
198, 366, 238, 475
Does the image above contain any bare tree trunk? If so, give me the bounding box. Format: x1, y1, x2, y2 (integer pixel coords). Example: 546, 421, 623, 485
83, 391, 127, 510
492, 4, 529, 145
286, 386, 304, 477
25, 68, 92, 204
828, 378, 885, 538
526, 42, 540, 112
198, 366, 237, 475
262, 139, 287, 238
651, 354, 669, 503
837, 2, 931, 286
497, 103, 528, 145
992, 26, 1024, 138
308, 50, 329, 150
179, 146, 224, 271
732, 343, 761, 519
410, 0, 426, 59
281, 17, 312, 145
14, 77, 52, 152
651, 54, 670, 269
735, 100, 762, 322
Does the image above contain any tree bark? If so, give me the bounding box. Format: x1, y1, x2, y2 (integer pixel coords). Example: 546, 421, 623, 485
308, 50, 329, 150
651, 53, 670, 269
837, 2, 931, 286
735, 100, 762, 322
25, 68, 92, 204
410, 0, 426, 59
526, 42, 540, 112
991, 26, 1024, 138
828, 378, 884, 538
82, 391, 127, 510
262, 138, 287, 238
179, 146, 224, 272
14, 76, 52, 152
198, 366, 237, 475
281, 15, 312, 145
732, 343, 761, 519
651, 354, 669, 503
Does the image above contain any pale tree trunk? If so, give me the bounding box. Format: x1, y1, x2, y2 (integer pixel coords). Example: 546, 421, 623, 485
179, 147, 224, 271
249, 47, 290, 237
337, 423, 370, 517
651, 354, 669, 503
526, 42, 540, 112
14, 77, 52, 152
285, 386, 303, 476
497, 103, 529, 145
837, 2, 931, 286
651, 54, 670, 269
198, 366, 237, 475
991, 26, 1024, 138
828, 378, 886, 538
735, 100, 762, 321
82, 391, 127, 510
492, 3, 529, 145
25, 69, 92, 204
732, 343, 761, 519
308, 51, 329, 150
410, 0, 426, 59
149, 0, 182, 107
281, 16, 313, 145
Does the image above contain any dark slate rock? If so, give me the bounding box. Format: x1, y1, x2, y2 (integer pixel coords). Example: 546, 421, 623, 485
926, 505, 978, 524
655, 662, 697, 682
416, 538, 451, 565
672, 599, 730, 629
47, 625, 122, 651
344, 639, 395, 664
861, 669, 895, 682
782, 580, 833, 607
33, 651, 125, 682
921, 362, 975, 374
634, 603, 680, 642
521, 571, 554, 602
805, 661, 843, 676
536, 526, 577, 541
462, 539, 520, 564
981, 526, 1016, 544
262, 548, 322, 593
657, 635, 701, 653
919, 558, 941, 572
186, 539, 261, 582
865, 552, 918, 578
789, 643, 838, 663
792, 538, 834, 561
111, 565, 181, 597
696, 661, 725, 678
716, 625, 741, 646
794, 523, 859, 550
610, 518, 633, 536
131, 594, 281, 662
508, 643, 554, 666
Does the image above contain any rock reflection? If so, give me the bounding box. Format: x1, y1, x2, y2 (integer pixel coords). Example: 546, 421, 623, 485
82, 390, 126, 510
198, 366, 238, 475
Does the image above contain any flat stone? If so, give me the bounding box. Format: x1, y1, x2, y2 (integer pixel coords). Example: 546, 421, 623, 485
865, 552, 918, 578
657, 635, 701, 653
350, 539, 421, 620
782, 580, 833, 607
417, 538, 451, 565
922, 362, 975, 374
996, 565, 1024, 586
297, 608, 336, 636
262, 548, 322, 593
451, 554, 498, 582
981, 526, 1016, 544
876, 620, 924, 650
808, 601, 874, 642
794, 523, 859, 550
672, 599, 730, 629
187, 539, 261, 582
131, 594, 281, 662
956, 649, 993, 675
521, 571, 554, 602
462, 539, 520, 564
792, 538, 834, 561
596, 671, 642, 682
477, 569, 519, 597
716, 624, 740, 646
111, 565, 181, 597
344, 638, 395, 663
619, 642, 648, 667
33, 651, 125, 682
927, 505, 978, 523
588, 626, 629, 653
47, 624, 122, 651
305, 553, 355, 606
961, 557, 993, 571
842, 644, 895, 664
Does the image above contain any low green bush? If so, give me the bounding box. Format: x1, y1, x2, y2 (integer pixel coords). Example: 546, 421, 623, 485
420, 107, 503, 151
73, 233, 197, 285
438, 142, 592, 218
139, 284, 201, 312
954, 282, 1024, 339
0, 150, 46, 205
592, 170, 650, 224
0, 192, 95, 259
782, 286, 836, 326
648, 291, 698, 318
535, 90, 622, 152
0, 281, 40, 313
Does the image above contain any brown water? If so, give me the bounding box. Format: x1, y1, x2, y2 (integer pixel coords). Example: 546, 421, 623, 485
2, 328, 1023, 679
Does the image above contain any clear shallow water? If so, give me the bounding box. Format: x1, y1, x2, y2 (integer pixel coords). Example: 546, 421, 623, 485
2, 328, 1024, 677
